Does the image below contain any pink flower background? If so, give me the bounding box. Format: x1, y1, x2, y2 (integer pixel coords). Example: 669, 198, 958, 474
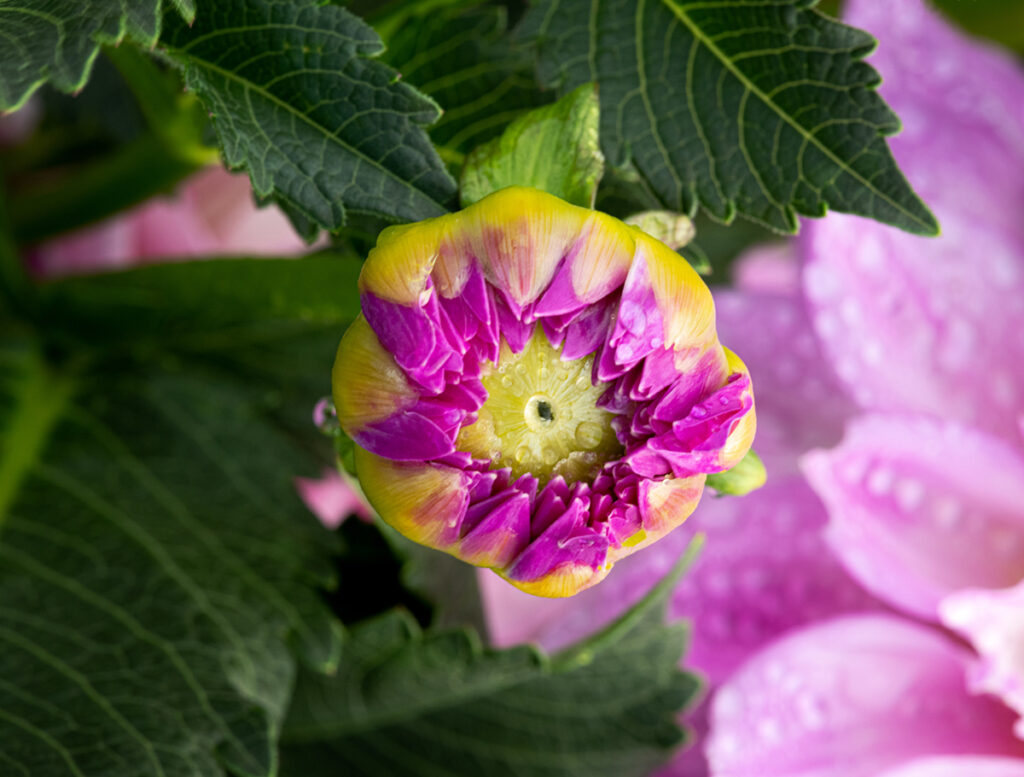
16, 1, 1024, 774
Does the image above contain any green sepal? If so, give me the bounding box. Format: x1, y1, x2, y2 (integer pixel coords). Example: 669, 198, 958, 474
460, 82, 603, 208
706, 449, 767, 497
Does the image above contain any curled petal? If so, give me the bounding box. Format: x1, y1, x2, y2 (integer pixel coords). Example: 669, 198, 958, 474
803, 413, 1024, 620
707, 615, 1024, 777
942, 583, 1024, 740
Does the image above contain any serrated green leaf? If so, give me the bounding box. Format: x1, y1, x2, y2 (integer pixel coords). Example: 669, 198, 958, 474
158, 0, 458, 234
0, 256, 365, 777
0, 0, 194, 112
521, 0, 940, 236
278, 542, 703, 777
460, 82, 604, 208
379, 4, 550, 161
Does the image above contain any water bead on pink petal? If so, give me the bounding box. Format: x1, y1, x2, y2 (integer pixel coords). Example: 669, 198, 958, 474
803, 413, 1024, 621
802, 0, 1024, 445
706, 615, 1024, 777
332, 187, 756, 597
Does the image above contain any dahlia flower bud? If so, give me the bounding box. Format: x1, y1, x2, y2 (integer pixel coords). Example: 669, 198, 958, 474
332, 187, 756, 597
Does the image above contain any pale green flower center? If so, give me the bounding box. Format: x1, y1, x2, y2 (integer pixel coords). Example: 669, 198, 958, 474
457, 328, 622, 484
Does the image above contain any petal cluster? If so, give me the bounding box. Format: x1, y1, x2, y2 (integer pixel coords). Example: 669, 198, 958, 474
333, 187, 755, 597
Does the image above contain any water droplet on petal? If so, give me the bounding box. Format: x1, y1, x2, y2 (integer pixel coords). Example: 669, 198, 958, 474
575, 421, 605, 450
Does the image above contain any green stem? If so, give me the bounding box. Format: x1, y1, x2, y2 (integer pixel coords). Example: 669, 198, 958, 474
0, 347, 77, 532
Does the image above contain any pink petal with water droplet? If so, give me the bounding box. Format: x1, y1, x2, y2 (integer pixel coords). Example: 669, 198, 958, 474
942, 583, 1024, 740
804, 413, 1024, 621
878, 757, 1024, 777
801, 1, 1024, 443
707, 615, 1024, 777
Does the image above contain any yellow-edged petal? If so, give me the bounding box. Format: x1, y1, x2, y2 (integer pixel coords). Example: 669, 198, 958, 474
718, 347, 757, 470
354, 446, 469, 550
458, 187, 588, 307
568, 211, 637, 302
633, 230, 717, 351
332, 315, 417, 435
499, 562, 612, 598
358, 219, 446, 304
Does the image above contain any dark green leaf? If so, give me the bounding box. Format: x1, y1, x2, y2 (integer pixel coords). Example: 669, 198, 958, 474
377, 519, 489, 634
0, 0, 194, 111
31, 253, 362, 350
279, 541, 703, 777
933, 0, 1024, 52
0, 255, 364, 777
460, 83, 604, 208
521, 0, 940, 236
158, 0, 458, 234
379, 4, 551, 162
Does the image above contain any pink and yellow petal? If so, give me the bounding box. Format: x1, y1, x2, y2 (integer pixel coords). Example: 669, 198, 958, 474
354, 447, 470, 551
499, 560, 612, 599
635, 231, 717, 352
717, 348, 757, 471
456, 187, 589, 310
332, 314, 418, 433
622, 474, 705, 557
357, 218, 446, 304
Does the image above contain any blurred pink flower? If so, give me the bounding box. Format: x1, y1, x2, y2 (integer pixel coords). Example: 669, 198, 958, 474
707, 616, 1024, 777
484, 0, 1024, 774
27, 165, 314, 277
295, 468, 372, 530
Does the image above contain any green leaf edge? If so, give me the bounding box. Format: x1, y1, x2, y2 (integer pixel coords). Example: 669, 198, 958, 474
0, 1, 196, 114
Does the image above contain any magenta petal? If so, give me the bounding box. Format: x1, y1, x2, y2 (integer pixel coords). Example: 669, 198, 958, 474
803, 413, 1024, 620
356, 410, 456, 460
942, 583, 1024, 740
505, 499, 608, 584
707, 615, 1024, 777
606, 252, 663, 368
878, 757, 1024, 777
460, 490, 531, 567
801, 0, 1024, 443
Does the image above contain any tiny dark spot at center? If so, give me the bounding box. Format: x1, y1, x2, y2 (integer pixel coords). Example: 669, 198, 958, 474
537, 401, 554, 422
